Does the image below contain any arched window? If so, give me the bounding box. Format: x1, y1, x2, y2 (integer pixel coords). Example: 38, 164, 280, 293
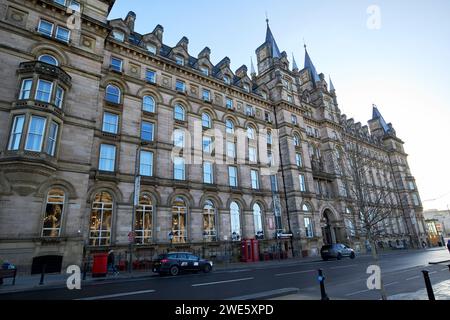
143, 95, 155, 113
135, 193, 153, 244
302, 203, 311, 212
202, 113, 212, 128
172, 197, 187, 243
42, 188, 65, 237
39, 54, 59, 66
174, 104, 185, 121
293, 134, 301, 147
89, 192, 113, 246
105, 84, 121, 104
247, 126, 255, 140
253, 203, 264, 239
203, 200, 216, 241
230, 201, 241, 241
226, 119, 235, 134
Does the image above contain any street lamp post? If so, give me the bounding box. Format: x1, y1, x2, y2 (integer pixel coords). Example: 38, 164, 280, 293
168, 231, 174, 252
129, 145, 141, 273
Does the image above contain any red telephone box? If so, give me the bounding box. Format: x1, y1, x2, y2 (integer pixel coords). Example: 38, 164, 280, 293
92, 253, 108, 277
251, 239, 259, 262
241, 239, 253, 262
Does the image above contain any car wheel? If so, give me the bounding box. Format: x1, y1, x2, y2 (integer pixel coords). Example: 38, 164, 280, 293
169, 265, 179, 276
350, 252, 356, 259
337, 253, 342, 260
203, 264, 212, 273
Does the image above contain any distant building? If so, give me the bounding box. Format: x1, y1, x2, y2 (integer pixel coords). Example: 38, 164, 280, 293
0, 0, 427, 273
424, 209, 450, 245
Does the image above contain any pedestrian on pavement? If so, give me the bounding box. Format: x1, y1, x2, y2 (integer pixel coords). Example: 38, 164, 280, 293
447, 240, 450, 254
107, 250, 119, 276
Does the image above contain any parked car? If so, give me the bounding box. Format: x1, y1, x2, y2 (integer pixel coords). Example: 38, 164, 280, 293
321, 243, 356, 261
152, 252, 213, 276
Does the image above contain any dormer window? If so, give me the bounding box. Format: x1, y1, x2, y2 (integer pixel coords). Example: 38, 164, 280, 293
243, 83, 250, 93
112, 30, 125, 42
53, 0, 81, 12
261, 91, 268, 100
175, 55, 185, 66
223, 75, 231, 85
39, 54, 59, 66
200, 66, 209, 76
147, 43, 157, 55
287, 95, 293, 103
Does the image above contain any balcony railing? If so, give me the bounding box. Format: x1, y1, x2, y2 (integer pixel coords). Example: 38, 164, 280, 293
18, 61, 72, 87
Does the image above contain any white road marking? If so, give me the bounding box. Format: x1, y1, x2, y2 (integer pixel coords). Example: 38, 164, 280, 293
330, 264, 357, 270
441, 268, 449, 272
384, 281, 399, 287
275, 270, 315, 277
226, 269, 252, 273
76, 289, 156, 300
345, 289, 370, 297
406, 276, 420, 281
192, 277, 254, 287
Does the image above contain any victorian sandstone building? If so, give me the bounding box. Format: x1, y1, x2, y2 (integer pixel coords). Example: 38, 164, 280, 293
0, 0, 427, 273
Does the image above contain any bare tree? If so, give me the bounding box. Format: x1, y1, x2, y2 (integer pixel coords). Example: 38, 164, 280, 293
331, 142, 402, 300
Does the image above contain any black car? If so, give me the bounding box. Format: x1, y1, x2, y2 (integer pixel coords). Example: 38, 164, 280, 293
152, 252, 213, 276
321, 243, 356, 261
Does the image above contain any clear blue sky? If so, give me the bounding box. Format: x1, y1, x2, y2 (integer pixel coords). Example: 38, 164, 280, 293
109, 0, 450, 211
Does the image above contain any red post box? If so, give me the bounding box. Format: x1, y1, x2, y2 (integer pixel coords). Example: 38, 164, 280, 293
241, 239, 253, 262
251, 239, 259, 262
92, 253, 108, 277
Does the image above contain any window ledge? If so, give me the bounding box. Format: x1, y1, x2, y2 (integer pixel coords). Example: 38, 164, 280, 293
104, 100, 123, 108
142, 110, 156, 118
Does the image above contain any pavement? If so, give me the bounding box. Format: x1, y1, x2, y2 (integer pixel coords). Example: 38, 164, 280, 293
388, 280, 450, 300
0, 247, 449, 300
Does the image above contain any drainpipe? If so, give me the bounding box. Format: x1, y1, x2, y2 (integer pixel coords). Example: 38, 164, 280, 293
273, 103, 296, 258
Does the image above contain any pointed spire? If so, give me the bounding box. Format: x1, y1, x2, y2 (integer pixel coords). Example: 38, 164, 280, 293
372, 104, 390, 133
265, 18, 281, 59
250, 57, 256, 76
329, 76, 335, 92
292, 53, 298, 71
304, 45, 320, 83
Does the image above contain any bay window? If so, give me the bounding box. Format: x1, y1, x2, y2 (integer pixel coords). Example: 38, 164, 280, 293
8, 115, 25, 151
55, 86, 64, 108
46, 121, 59, 156
25, 116, 46, 152
35, 79, 53, 103
19, 79, 33, 100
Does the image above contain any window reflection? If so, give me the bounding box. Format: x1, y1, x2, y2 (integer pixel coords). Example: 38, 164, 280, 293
42, 188, 65, 237
89, 192, 113, 246
172, 197, 187, 243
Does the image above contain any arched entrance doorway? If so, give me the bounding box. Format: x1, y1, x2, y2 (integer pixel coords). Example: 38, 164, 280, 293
322, 209, 339, 245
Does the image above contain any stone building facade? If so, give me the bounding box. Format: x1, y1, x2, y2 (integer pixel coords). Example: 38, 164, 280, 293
0, 0, 428, 273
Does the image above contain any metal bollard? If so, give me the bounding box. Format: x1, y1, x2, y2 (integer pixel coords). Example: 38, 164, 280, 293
421, 270, 435, 300
39, 264, 46, 285
318, 269, 330, 300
